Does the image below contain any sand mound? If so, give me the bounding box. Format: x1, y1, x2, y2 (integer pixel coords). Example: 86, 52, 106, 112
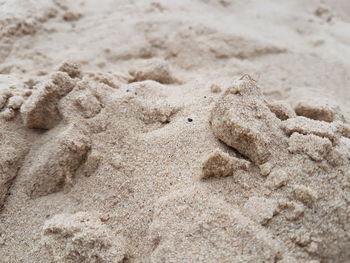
209, 76, 350, 261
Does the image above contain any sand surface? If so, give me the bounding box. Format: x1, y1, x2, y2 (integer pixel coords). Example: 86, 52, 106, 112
0, 0, 350, 262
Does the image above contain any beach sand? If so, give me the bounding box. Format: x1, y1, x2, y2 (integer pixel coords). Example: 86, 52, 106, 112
0, 1, 350, 262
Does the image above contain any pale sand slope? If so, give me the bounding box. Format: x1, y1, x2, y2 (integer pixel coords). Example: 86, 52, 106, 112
0, 0, 350, 262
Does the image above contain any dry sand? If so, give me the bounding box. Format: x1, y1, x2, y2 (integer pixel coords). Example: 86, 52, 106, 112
0, 0, 350, 262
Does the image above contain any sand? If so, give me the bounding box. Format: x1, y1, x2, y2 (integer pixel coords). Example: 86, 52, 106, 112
0, 0, 350, 262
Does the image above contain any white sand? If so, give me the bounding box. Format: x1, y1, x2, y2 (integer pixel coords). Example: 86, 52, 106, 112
0, 0, 350, 262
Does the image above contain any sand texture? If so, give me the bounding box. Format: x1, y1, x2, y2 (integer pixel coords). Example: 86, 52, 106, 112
0, 0, 350, 262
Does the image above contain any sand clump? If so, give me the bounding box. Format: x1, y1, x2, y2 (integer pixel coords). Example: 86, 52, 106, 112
281, 116, 339, 142
201, 150, 250, 179
210, 84, 222, 94
21, 70, 77, 129
288, 133, 332, 162
294, 100, 343, 123
128, 59, 177, 84
42, 212, 126, 263
210, 76, 289, 165
0, 75, 30, 121
242, 196, 279, 225
267, 100, 296, 120
58, 62, 83, 79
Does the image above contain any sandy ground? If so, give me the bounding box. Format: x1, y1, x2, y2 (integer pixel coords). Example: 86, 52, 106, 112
0, 0, 350, 262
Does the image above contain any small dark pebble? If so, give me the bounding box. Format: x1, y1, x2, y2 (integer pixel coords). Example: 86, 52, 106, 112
204, 96, 207, 98
187, 118, 193, 122
347, 157, 350, 161
126, 89, 129, 92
